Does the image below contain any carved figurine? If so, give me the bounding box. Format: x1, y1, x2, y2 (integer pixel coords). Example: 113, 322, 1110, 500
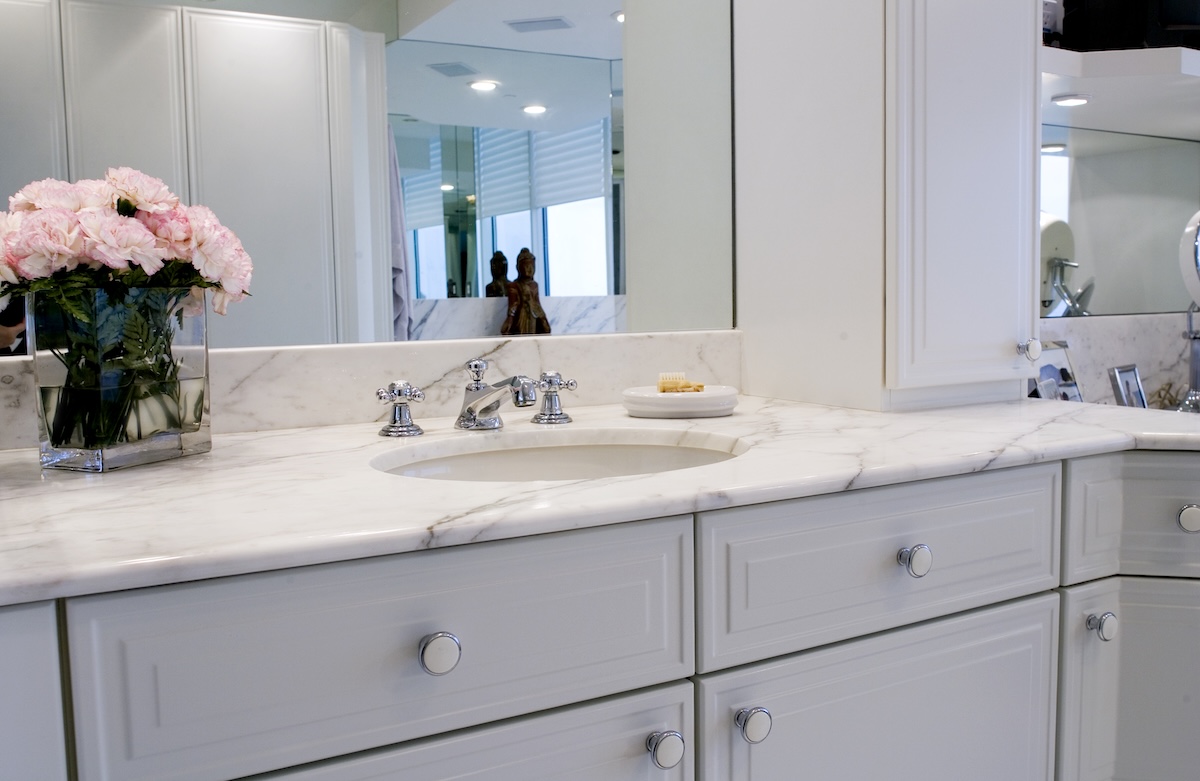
500, 248, 551, 335
485, 251, 509, 298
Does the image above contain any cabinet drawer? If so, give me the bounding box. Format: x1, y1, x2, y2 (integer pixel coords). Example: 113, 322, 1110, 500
697, 593, 1058, 781
67, 517, 693, 781
697, 463, 1060, 672
270, 682, 694, 781
1064, 451, 1200, 583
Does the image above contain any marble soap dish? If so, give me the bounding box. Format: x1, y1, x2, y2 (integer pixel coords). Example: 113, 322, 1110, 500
621, 385, 739, 418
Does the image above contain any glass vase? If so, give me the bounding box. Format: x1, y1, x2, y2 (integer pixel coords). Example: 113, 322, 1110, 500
29, 287, 210, 472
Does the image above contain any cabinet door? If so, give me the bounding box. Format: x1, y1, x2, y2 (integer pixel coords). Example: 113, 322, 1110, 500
183, 9, 336, 348
61, 1, 188, 189
272, 682, 694, 781
885, 0, 1039, 389
1061, 577, 1200, 781
0, 601, 68, 781
698, 594, 1058, 781
0, 0, 67, 197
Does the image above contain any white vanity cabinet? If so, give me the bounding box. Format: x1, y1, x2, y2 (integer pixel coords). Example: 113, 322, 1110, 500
267, 682, 694, 781
695, 463, 1062, 780
65, 517, 694, 781
1058, 451, 1200, 781
698, 594, 1059, 781
0, 601, 69, 781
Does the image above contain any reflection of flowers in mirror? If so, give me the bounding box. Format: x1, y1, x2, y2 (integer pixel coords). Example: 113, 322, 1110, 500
0, 168, 252, 316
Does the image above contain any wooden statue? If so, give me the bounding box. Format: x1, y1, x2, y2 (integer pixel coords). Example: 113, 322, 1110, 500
500, 248, 551, 335
484, 251, 508, 298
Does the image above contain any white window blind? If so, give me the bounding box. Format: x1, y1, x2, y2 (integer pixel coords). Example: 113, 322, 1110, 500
476, 127, 530, 218
532, 118, 609, 208
402, 136, 444, 230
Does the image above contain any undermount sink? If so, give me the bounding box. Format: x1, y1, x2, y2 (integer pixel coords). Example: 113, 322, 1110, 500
370, 428, 748, 482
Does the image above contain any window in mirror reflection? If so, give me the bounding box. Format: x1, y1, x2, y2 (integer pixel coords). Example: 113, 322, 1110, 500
397, 117, 614, 300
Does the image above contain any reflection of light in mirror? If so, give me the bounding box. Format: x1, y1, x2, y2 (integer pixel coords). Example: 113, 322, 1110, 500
523, 105, 548, 115
470, 80, 499, 91
612, 11, 625, 23
1051, 93, 1090, 107
1041, 143, 1066, 153
440, 184, 455, 191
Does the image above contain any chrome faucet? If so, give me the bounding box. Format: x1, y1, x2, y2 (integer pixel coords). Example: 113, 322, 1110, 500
455, 358, 537, 430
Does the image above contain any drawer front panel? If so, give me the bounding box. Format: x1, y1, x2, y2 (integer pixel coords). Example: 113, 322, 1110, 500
273, 682, 694, 781
67, 517, 693, 781
697, 463, 1059, 672
1117, 452, 1200, 578
697, 594, 1059, 781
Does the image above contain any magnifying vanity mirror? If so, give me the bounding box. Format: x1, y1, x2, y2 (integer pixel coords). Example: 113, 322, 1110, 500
0, 0, 732, 348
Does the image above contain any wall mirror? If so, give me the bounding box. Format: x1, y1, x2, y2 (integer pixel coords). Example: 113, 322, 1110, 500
0, 0, 732, 347
1039, 45, 1200, 317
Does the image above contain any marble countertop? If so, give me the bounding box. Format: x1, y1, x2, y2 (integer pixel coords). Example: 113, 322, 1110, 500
4, 395, 1200, 607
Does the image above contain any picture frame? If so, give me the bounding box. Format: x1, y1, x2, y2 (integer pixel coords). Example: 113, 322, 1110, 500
1109, 364, 1148, 408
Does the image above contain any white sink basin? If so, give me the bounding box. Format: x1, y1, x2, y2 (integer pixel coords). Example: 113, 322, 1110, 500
370, 428, 748, 482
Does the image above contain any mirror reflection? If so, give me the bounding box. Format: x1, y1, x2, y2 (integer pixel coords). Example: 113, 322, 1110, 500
1040, 124, 1200, 317
0, 0, 733, 347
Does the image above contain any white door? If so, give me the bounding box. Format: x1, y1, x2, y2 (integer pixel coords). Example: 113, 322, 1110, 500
698, 594, 1058, 781
885, 0, 1039, 389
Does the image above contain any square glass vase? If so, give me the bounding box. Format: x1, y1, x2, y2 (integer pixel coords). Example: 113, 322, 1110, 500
29, 287, 211, 472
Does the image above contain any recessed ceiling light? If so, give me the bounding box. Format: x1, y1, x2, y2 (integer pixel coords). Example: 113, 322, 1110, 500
523, 105, 547, 115
1041, 143, 1067, 154
440, 184, 454, 191
470, 80, 498, 92
612, 11, 625, 22
1051, 93, 1090, 107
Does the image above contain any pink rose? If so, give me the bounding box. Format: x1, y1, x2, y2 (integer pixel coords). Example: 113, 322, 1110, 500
8, 208, 86, 279
10, 178, 83, 212
74, 179, 117, 210
0, 212, 24, 284
77, 208, 165, 274
105, 167, 179, 214
138, 207, 193, 260
188, 206, 249, 285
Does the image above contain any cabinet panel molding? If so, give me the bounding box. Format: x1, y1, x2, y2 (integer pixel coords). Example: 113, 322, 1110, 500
68, 517, 693, 781
0, 601, 69, 781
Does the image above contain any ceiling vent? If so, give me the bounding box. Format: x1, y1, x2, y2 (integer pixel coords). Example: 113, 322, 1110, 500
427, 62, 479, 78
505, 17, 574, 33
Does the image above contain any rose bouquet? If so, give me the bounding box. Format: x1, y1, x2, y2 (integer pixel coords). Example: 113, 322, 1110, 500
0, 168, 252, 469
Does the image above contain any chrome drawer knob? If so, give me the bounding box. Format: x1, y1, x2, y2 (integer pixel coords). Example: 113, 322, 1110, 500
897, 544, 933, 578
735, 706, 772, 744
418, 632, 461, 675
646, 730, 685, 769
1087, 612, 1119, 642
1017, 339, 1042, 362
1179, 504, 1200, 533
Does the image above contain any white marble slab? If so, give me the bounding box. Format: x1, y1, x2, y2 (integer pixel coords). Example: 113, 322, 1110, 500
410, 295, 625, 340
3, 395, 1200, 606
1041, 313, 1191, 407
0, 328, 740, 448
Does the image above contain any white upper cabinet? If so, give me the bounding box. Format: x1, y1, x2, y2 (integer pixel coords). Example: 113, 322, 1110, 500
736, 0, 1039, 410
884, 0, 1040, 391
0, 0, 67, 198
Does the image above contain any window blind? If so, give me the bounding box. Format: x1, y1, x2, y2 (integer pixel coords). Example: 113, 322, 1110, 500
532, 118, 610, 209
475, 127, 531, 219
401, 135, 444, 230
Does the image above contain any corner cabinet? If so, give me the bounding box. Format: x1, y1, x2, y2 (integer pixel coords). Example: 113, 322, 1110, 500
1058, 451, 1200, 781
884, 0, 1040, 392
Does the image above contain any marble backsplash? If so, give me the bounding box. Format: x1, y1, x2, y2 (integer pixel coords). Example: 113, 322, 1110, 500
1041, 313, 1191, 407
0, 329, 741, 451
410, 295, 625, 340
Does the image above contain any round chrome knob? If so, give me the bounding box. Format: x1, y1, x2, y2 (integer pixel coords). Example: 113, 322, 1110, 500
418, 632, 461, 675
1018, 339, 1042, 362
1086, 612, 1118, 642
735, 706, 772, 744
1179, 504, 1200, 533
897, 544, 933, 578
645, 730, 685, 769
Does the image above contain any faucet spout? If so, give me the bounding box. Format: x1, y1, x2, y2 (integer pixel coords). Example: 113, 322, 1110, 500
455, 360, 537, 430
